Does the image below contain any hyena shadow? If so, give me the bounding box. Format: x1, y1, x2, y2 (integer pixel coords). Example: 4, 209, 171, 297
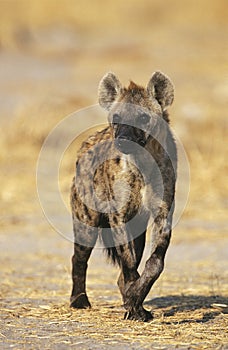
145, 295, 228, 323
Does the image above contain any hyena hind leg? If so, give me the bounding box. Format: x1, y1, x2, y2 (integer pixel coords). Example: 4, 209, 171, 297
71, 243, 94, 309
70, 224, 98, 309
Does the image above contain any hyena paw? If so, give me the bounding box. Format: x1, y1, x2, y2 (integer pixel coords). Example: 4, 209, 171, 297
70, 293, 91, 309
124, 306, 153, 322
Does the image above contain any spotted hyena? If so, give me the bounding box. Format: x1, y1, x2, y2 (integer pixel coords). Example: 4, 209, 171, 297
70, 71, 177, 321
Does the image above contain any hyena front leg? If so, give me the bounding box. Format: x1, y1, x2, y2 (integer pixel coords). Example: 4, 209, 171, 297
70, 221, 98, 309
113, 217, 152, 321
117, 230, 146, 300
124, 210, 172, 320
116, 238, 153, 321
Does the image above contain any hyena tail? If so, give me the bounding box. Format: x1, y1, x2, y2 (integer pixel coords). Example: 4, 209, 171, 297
99, 214, 121, 265
99, 215, 138, 266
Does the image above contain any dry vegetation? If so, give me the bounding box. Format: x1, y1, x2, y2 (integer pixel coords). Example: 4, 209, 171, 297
0, 0, 227, 349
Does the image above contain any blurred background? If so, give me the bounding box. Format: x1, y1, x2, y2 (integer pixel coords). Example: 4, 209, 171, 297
0, 1, 227, 347
0, 0, 227, 229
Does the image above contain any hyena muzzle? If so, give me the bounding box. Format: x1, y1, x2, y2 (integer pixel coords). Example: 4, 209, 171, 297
70, 71, 177, 322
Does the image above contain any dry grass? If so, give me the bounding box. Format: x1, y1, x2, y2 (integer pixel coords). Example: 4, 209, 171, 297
0, 0, 227, 349
1, 256, 228, 349
1, 299, 227, 349
1, 231, 228, 349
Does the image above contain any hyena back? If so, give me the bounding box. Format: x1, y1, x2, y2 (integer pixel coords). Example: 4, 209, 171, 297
70, 71, 177, 321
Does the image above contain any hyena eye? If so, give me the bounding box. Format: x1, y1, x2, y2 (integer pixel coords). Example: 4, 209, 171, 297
139, 113, 150, 124
113, 113, 121, 124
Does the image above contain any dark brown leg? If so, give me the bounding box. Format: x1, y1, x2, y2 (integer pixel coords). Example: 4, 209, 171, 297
124, 214, 172, 321
117, 230, 146, 299
71, 243, 94, 308
70, 221, 98, 309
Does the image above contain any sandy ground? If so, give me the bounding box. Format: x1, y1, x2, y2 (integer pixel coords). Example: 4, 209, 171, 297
1, 214, 227, 349
0, 1, 227, 349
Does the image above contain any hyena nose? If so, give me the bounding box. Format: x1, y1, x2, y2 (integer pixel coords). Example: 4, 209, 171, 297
138, 138, 146, 147
115, 137, 145, 154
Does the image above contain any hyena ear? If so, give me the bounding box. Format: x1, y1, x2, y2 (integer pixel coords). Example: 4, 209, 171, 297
98, 72, 122, 110
147, 71, 174, 110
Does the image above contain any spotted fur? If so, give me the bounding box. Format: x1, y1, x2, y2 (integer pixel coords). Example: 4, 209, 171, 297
70, 71, 177, 321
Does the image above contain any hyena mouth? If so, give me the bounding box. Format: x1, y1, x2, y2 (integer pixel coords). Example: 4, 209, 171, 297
115, 137, 146, 154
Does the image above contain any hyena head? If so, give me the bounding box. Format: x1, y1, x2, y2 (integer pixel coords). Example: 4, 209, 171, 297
98, 71, 174, 154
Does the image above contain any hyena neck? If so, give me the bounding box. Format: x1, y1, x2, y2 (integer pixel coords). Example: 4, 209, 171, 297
123, 141, 165, 184
146, 135, 166, 162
